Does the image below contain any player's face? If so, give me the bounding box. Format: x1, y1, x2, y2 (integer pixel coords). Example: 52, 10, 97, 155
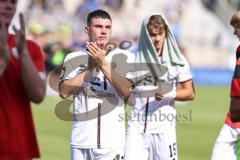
233, 24, 240, 41
148, 27, 166, 56
85, 17, 112, 49
0, 0, 17, 28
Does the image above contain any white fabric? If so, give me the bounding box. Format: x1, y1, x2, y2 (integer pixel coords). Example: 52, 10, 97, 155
136, 13, 185, 80
61, 48, 135, 150
128, 55, 192, 134
71, 147, 124, 160
125, 55, 191, 160
38, 71, 46, 80
125, 125, 177, 160
211, 124, 240, 160
162, 89, 176, 99
125, 13, 192, 160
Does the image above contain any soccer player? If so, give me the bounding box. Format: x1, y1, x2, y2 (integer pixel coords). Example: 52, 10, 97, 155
211, 10, 240, 160
59, 9, 133, 160
124, 13, 195, 160
0, 0, 46, 159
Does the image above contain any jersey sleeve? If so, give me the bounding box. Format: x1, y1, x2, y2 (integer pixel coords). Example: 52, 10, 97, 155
60, 51, 87, 81
176, 55, 193, 82
106, 48, 136, 80
123, 51, 136, 88
27, 40, 45, 80
125, 51, 136, 80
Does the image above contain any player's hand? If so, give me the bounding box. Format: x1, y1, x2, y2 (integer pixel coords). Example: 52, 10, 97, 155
87, 55, 98, 71
86, 42, 106, 67
12, 13, 28, 58
0, 22, 10, 72
155, 92, 164, 100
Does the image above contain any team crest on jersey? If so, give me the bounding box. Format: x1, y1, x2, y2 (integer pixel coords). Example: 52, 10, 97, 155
79, 64, 87, 71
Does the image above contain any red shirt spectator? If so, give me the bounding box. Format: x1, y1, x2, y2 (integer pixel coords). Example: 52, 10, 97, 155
0, 35, 45, 159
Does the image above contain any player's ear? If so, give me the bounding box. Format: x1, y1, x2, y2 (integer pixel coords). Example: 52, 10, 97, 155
85, 26, 89, 34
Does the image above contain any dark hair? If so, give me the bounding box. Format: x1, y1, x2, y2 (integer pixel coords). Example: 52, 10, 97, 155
87, 9, 112, 26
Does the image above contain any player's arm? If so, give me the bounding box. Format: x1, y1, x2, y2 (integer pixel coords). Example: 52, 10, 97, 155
156, 56, 195, 101
14, 13, 45, 103
59, 69, 91, 99
175, 79, 195, 101
0, 22, 10, 76
155, 79, 195, 101
100, 61, 133, 98
174, 57, 195, 101
59, 55, 97, 99
19, 49, 46, 103
86, 42, 132, 98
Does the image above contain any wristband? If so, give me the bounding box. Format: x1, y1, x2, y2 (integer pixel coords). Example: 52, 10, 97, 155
163, 90, 176, 99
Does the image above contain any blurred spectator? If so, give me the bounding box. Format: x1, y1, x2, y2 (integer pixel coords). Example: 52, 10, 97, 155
74, 0, 99, 21
0, 1, 45, 159
18, 0, 237, 73
202, 0, 217, 11
103, 0, 124, 11
43, 41, 72, 74
28, 0, 48, 10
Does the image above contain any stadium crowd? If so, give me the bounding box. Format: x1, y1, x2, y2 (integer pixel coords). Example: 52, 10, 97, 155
16, 0, 188, 74
12, 0, 239, 73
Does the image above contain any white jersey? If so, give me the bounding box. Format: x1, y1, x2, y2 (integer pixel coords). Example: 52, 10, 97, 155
61, 48, 134, 149
128, 55, 192, 133
211, 124, 240, 160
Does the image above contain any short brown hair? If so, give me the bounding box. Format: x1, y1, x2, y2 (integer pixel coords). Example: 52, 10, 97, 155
147, 15, 167, 34
230, 10, 240, 27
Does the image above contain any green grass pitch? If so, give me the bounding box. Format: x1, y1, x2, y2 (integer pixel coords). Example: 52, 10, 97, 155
32, 86, 234, 160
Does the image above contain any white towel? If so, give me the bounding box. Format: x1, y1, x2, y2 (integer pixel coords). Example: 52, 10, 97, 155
135, 13, 186, 81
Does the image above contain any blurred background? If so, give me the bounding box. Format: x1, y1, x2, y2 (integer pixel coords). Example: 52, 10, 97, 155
11, 0, 240, 159
13, 0, 240, 81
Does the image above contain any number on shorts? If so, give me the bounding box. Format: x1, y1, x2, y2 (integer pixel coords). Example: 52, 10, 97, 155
113, 154, 124, 160
169, 142, 176, 158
